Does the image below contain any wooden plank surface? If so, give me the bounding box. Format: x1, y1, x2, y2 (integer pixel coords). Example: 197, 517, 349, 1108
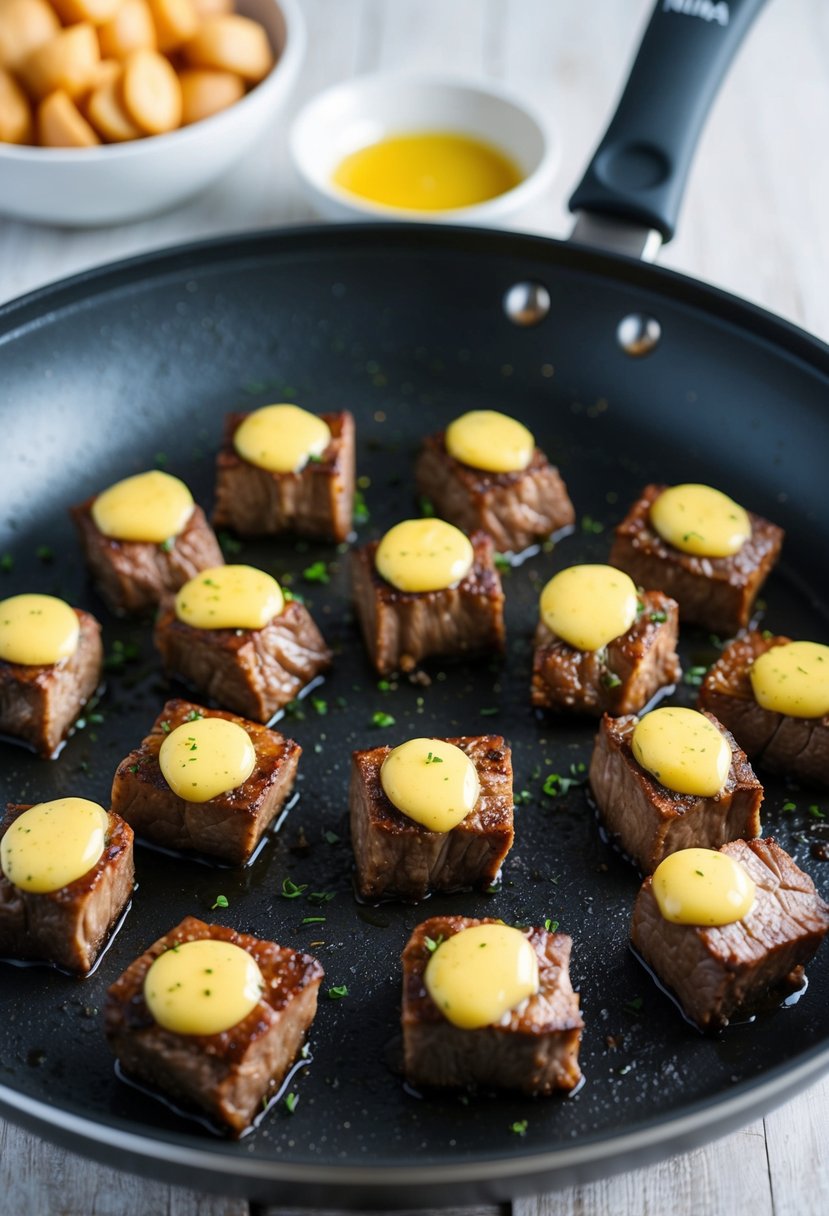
2, 1, 829, 1213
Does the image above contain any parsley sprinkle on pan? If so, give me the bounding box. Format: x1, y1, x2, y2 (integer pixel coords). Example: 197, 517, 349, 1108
210, 895, 229, 910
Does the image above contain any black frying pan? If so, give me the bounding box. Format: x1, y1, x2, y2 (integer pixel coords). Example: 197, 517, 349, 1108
1, 0, 828, 1207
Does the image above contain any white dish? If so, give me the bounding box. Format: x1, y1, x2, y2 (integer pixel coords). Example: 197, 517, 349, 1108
289, 72, 557, 225
0, 0, 305, 228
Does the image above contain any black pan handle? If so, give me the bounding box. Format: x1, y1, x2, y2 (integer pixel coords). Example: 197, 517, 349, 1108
569, 0, 767, 245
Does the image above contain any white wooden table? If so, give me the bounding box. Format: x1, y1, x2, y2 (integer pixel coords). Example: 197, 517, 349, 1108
2, 1, 829, 1212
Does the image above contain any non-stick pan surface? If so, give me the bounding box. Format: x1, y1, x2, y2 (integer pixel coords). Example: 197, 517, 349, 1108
0, 225, 828, 1207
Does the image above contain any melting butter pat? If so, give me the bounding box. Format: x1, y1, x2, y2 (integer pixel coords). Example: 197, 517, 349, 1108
750, 640, 829, 719
91, 470, 194, 544
632, 707, 731, 797
380, 737, 480, 831
175, 565, 284, 630
653, 847, 756, 926
0, 594, 79, 666
539, 564, 638, 651
445, 410, 534, 474
375, 518, 473, 593
144, 938, 265, 1036
650, 483, 751, 557
425, 924, 539, 1029
234, 403, 332, 474
159, 717, 256, 803
0, 797, 109, 893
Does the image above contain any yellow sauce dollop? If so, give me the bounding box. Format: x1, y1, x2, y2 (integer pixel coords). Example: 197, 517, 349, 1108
444, 409, 534, 474
175, 565, 284, 631
632, 707, 731, 797
425, 924, 539, 1029
0, 797, 109, 893
144, 938, 265, 1036
91, 470, 194, 544
0, 594, 80, 666
750, 640, 829, 719
649, 483, 751, 558
375, 519, 474, 593
234, 404, 332, 474
159, 717, 257, 803
539, 564, 638, 652
380, 737, 480, 832
653, 847, 756, 926
332, 130, 523, 213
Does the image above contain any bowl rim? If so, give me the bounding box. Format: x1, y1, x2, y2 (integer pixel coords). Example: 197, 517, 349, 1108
288, 69, 559, 222
0, 0, 306, 164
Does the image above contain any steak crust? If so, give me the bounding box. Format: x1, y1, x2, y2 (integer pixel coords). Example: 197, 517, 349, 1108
213, 411, 355, 543
630, 837, 829, 1030
0, 608, 102, 758
414, 432, 575, 554
699, 632, 829, 789
609, 484, 784, 636
104, 915, 323, 1134
402, 915, 583, 1094
349, 735, 514, 901
589, 711, 763, 874
0, 803, 134, 973
111, 698, 302, 864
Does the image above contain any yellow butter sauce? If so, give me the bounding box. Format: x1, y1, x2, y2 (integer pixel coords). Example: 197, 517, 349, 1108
91, 470, 194, 544
144, 938, 265, 1035
425, 924, 539, 1029
750, 640, 829, 719
652, 847, 756, 926
632, 707, 730, 797
0, 593, 79, 666
332, 130, 523, 212
445, 409, 534, 474
0, 797, 109, 893
380, 737, 480, 832
234, 404, 332, 474
649, 483, 751, 558
539, 564, 638, 652
159, 717, 257, 803
375, 518, 473, 593
175, 565, 284, 630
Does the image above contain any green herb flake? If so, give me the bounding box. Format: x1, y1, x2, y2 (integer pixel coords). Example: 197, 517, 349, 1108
544, 918, 559, 932
601, 671, 622, 689
323, 830, 340, 845
284, 1092, 298, 1114
683, 665, 708, 687
280, 878, 308, 899
211, 895, 229, 910
353, 488, 370, 525
218, 530, 243, 556
493, 553, 511, 573
479, 706, 499, 717
425, 751, 444, 765
303, 561, 330, 584
782, 800, 797, 813
371, 710, 395, 728
624, 995, 644, 1015
307, 890, 336, 906
327, 984, 349, 1000
424, 934, 444, 954
159, 537, 175, 553
301, 916, 326, 925
510, 1120, 528, 1136
809, 805, 826, 820
649, 610, 668, 624
580, 515, 604, 534
311, 697, 328, 716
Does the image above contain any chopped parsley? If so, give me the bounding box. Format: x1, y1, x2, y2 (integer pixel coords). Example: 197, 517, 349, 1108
311, 697, 328, 716
307, 890, 336, 906
510, 1120, 528, 1136
303, 561, 330, 584
493, 553, 511, 573
370, 710, 395, 728
601, 671, 622, 690
159, 537, 175, 553
782, 800, 797, 814
353, 488, 370, 525
284, 1092, 298, 1114
424, 934, 444, 954
683, 665, 708, 686
479, 706, 499, 717
281, 878, 308, 899
301, 916, 326, 925
418, 496, 435, 518
323, 830, 340, 845
809, 805, 826, 820
580, 515, 604, 534
649, 610, 668, 623
327, 984, 349, 1000
543, 918, 559, 932
425, 751, 443, 765
210, 895, 229, 910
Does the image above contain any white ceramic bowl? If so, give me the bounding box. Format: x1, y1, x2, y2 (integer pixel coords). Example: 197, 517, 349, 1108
289, 72, 557, 225
0, 0, 305, 227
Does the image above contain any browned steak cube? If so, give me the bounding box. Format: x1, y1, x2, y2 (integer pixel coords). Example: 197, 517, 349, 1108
154, 598, 332, 723
630, 838, 829, 1030
104, 915, 323, 1134
609, 484, 784, 636
351, 531, 505, 677
111, 698, 302, 864
213, 411, 355, 543
349, 735, 514, 901
71, 498, 224, 616
0, 608, 102, 758
0, 803, 134, 973
414, 431, 575, 554
532, 589, 680, 717
589, 711, 763, 874
402, 916, 583, 1094
699, 632, 829, 789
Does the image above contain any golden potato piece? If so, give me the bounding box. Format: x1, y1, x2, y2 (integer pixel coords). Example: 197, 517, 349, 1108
179, 66, 242, 125
147, 0, 198, 54
19, 23, 100, 101
37, 88, 100, 145
183, 15, 273, 84
86, 74, 142, 140
0, 65, 34, 143
191, 0, 232, 16
84, 55, 122, 92
98, 0, 156, 59
0, 0, 60, 73
50, 0, 122, 26
121, 47, 181, 134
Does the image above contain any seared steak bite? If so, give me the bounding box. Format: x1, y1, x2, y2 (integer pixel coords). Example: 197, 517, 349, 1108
0, 803, 134, 973
699, 632, 829, 789
351, 531, 505, 677
402, 915, 583, 1094
104, 916, 323, 1134
589, 711, 763, 874
111, 699, 301, 864
71, 498, 224, 616
213, 410, 355, 543
630, 838, 829, 1031
414, 431, 575, 553
0, 608, 102, 758
154, 597, 332, 723
349, 736, 514, 902
609, 484, 784, 636
532, 589, 680, 717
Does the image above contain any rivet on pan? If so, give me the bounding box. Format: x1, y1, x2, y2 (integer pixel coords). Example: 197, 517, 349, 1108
617, 313, 661, 356
504, 282, 551, 327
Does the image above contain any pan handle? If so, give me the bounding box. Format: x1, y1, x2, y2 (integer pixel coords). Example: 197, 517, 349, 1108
568, 0, 767, 259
